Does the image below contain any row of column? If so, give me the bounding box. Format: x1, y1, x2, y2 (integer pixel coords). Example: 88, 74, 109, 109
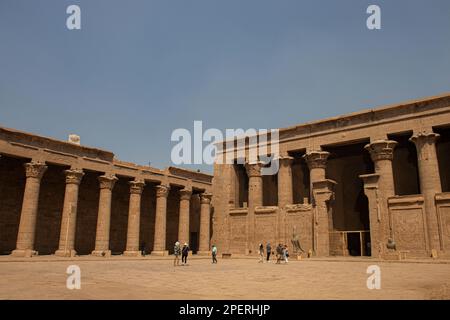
242, 130, 444, 256
11, 164, 212, 257
243, 153, 333, 254
363, 132, 443, 256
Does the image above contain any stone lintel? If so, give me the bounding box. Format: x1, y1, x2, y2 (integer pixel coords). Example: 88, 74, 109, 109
388, 195, 424, 206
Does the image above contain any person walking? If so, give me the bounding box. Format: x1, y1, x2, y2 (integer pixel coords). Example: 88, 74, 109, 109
212, 244, 218, 264
276, 244, 283, 264
181, 242, 190, 265
173, 241, 181, 267
258, 243, 264, 263
284, 245, 289, 263
266, 242, 272, 262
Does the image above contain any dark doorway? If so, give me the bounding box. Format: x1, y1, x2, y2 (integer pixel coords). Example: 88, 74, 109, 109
289, 150, 310, 204
234, 163, 248, 208
435, 126, 450, 192
347, 232, 361, 256
190, 232, 198, 254
323, 141, 373, 232
388, 132, 420, 195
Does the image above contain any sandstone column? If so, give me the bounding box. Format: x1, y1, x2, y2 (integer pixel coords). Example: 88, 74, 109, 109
277, 156, 294, 207
124, 179, 145, 256
304, 151, 334, 256
304, 151, 329, 189
12, 161, 47, 257
197, 193, 212, 255
311, 179, 336, 256
277, 156, 293, 244
359, 173, 382, 258
152, 184, 170, 255
55, 169, 84, 257
178, 188, 192, 246
91, 174, 118, 257
410, 132, 442, 255
365, 140, 397, 256
245, 161, 263, 254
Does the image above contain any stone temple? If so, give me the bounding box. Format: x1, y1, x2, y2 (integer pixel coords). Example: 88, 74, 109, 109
1, 93, 450, 259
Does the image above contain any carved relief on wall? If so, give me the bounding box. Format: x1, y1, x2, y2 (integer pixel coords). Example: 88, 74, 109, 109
392, 208, 426, 253
254, 215, 277, 246
229, 216, 247, 254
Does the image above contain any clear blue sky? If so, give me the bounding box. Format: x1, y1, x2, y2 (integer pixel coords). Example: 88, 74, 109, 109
1, 0, 449, 173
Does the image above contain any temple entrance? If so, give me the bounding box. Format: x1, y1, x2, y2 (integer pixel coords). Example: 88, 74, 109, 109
324, 141, 372, 257
190, 232, 198, 254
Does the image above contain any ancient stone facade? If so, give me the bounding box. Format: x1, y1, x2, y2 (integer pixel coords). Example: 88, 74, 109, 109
2, 94, 450, 260
0, 127, 212, 257
212, 93, 450, 259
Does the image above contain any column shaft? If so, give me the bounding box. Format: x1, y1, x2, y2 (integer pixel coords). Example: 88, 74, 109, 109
92, 174, 117, 257
12, 162, 47, 257
411, 132, 442, 254
277, 156, 293, 207
178, 189, 192, 246
365, 140, 397, 256
277, 156, 293, 244
198, 193, 212, 254
304, 151, 332, 256
152, 185, 170, 255
124, 179, 145, 256
245, 162, 263, 254
55, 169, 84, 257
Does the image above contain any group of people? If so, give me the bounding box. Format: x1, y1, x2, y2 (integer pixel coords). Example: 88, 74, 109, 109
173, 241, 218, 266
259, 242, 289, 264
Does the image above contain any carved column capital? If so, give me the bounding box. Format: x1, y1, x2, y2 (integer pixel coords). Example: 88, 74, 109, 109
365, 140, 398, 162
409, 132, 440, 146
24, 162, 47, 179
200, 193, 212, 204
303, 151, 330, 170
65, 169, 84, 185
245, 161, 263, 177
156, 184, 170, 198
98, 174, 118, 190
278, 156, 294, 168
129, 179, 145, 194
180, 188, 192, 201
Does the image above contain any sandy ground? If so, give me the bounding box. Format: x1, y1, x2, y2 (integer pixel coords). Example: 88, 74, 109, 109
0, 257, 449, 300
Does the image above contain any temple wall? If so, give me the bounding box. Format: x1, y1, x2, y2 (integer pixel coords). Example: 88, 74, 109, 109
388, 195, 428, 256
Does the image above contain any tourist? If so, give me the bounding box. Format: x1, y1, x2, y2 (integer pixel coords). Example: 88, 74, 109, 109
258, 243, 264, 263
212, 244, 218, 264
266, 242, 271, 262
140, 241, 146, 257
276, 244, 283, 264
174, 241, 181, 266
284, 245, 289, 263
182, 242, 190, 265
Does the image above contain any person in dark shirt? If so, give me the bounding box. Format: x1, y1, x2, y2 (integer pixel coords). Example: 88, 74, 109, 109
266, 242, 272, 262
181, 243, 190, 265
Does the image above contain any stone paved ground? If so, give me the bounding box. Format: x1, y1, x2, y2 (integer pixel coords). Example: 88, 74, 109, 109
0, 257, 449, 299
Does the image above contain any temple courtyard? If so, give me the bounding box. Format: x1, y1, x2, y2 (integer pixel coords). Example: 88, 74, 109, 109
0, 256, 449, 299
